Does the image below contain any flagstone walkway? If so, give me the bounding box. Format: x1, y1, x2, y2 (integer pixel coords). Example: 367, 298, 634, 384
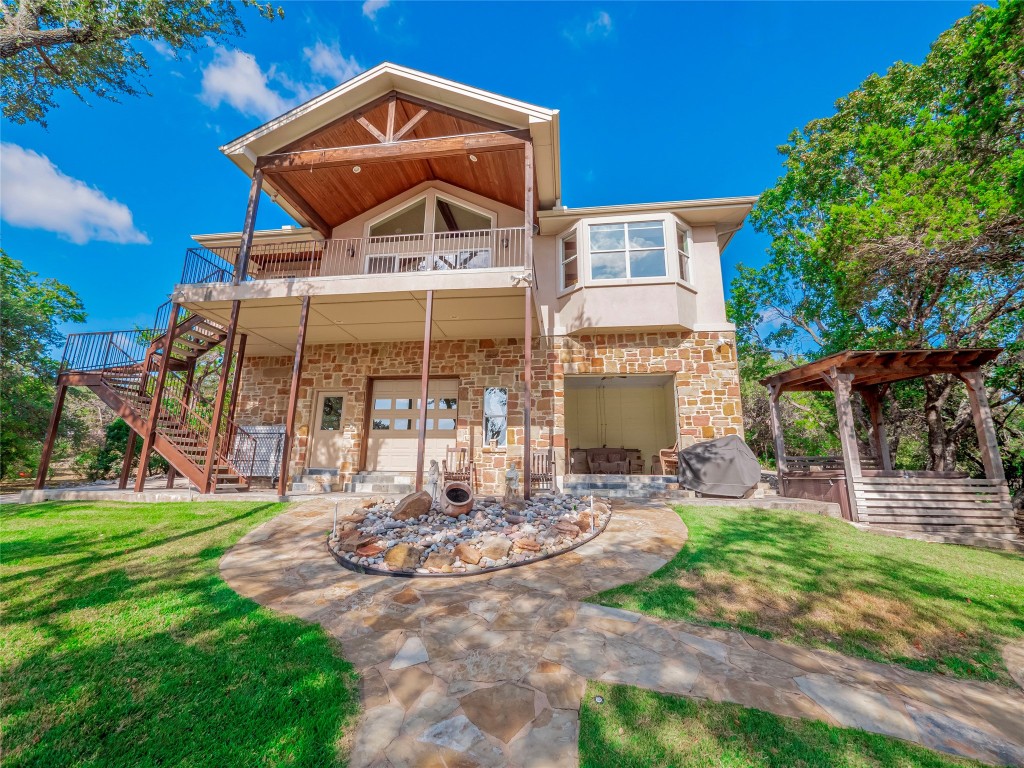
220, 499, 1024, 768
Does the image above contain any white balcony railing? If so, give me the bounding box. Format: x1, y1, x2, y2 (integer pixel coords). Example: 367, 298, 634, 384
181, 227, 528, 284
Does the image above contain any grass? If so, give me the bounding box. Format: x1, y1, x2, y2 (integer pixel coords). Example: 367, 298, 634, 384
1, 501, 360, 767
579, 681, 985, 768
589, 505, 1024, 684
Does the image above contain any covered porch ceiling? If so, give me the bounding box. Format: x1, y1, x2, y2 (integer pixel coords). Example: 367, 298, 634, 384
181, 288, 533, 356
220, 65, 560, 237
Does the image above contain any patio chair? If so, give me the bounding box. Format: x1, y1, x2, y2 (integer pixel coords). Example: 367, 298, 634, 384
657, 441, 679, 476
442, 446, 475, 491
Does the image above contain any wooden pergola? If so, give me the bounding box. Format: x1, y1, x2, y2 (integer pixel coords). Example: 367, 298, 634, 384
761, 349, 1018, 541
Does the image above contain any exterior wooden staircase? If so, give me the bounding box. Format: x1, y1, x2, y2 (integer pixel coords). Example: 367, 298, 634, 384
56, 305, 258, 493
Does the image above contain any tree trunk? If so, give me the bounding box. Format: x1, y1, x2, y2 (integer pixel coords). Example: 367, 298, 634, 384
922, 376, 953, 471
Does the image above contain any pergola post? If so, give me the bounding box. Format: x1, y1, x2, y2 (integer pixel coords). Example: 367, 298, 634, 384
235, 170, 263, 284
862, 386, 893, 471
278, 297, 311, 497
136, 303, 180, 493
118, 430, 137, 490
522, 139, 535, 499
960, 370, 1005, 482
767, 384, 787, 473
828, 369, 862, 522
203, 301, 241, 493
415, 291, 434, 493
34, 383, 68, 490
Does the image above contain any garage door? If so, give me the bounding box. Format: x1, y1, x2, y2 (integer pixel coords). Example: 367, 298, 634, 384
366, 379, 458, 471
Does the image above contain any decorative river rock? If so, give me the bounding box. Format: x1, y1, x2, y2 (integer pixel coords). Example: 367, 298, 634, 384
327, 491, 611, 576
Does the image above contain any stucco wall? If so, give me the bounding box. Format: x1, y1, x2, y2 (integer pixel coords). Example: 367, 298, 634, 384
236, 330, 742, 493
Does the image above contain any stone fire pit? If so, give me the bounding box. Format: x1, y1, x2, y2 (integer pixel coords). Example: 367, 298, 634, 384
327, 491, 612, 576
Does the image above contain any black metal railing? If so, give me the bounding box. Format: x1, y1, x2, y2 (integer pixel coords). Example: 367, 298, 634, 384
60, 329, 156, 374
181, 246, 235, 285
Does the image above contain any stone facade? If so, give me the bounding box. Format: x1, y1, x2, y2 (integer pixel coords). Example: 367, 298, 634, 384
236, 331, 742, 494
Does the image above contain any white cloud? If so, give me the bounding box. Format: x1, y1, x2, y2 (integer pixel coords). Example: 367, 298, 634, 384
0, 143, 149, 245
199, 46, 290, 120
587, 11, 613, 37
148, 38, 175, 59
362, 0, 389, 21
302, 40, 364, 85
566, 10, 613, 44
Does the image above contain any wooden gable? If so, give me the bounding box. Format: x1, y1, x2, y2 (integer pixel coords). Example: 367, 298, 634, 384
261, 92, 529, 234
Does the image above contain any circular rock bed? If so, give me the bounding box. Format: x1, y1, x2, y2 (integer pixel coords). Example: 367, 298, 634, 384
327, 491, 612, 576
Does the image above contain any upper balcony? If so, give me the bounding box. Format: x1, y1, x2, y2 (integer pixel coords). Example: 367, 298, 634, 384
180, 226, 528, 285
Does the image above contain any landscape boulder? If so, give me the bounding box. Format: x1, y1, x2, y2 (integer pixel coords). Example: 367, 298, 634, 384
393, 491, 433, 521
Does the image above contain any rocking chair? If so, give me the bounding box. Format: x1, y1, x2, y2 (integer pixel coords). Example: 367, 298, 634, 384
530, 449, 554, 492
657, 441, 680, 476
442, 446, 475, 491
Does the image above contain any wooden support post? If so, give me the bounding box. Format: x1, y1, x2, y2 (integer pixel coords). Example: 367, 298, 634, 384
235, 170, 263, 284
767, 383, 788, 488
279, 297, 311, 497
960, 370, 1006, 482
203, 301, 241, 493
523, 140, 535, 499
224, 335, 245, 436
415, 291, 434, 493
136, 303, 181, 493
34, 383, 67, 490
166, 467, 177, 489
829, 369, 862, 522
862, 387, 893, 471
118, 429, 137, 489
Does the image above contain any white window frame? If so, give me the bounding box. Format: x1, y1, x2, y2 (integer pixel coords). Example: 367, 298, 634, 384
559, 227, 580, 293
363, 189, 497, 239
675, 221, 694, 288
579, 213, 683, 287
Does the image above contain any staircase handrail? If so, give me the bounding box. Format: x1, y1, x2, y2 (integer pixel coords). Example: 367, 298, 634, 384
60, 329, 159, 374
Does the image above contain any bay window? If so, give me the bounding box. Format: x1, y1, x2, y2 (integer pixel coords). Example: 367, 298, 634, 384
589, 220, 667, 280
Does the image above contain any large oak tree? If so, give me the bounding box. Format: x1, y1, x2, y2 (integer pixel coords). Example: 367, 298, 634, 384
729, 1, 1023, 493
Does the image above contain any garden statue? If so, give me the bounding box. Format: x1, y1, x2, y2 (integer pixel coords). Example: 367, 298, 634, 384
504, 461, 521, 500
427, 460, 441, 502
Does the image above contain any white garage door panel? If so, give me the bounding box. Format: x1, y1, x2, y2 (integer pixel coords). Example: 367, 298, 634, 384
367, 379, 458, 471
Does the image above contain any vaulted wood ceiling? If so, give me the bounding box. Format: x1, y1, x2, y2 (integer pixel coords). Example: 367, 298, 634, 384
260, 92, 529, 235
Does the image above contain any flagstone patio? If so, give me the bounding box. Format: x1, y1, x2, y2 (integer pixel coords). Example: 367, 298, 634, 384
220, 499, 1024, 768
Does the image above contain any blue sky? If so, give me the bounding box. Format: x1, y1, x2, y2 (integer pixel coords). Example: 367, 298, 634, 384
1, 0, 974, 336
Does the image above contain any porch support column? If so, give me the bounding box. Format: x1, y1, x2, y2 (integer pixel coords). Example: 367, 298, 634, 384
826, 368, 862, 522
522, 139, 535, 499
959, 369, 1005, 482
235, 170, 264, 284
118, 430, 137, 489
766, 383, 787, 490
224, 333, 245, 434
203, 301, 241, 493
862, 386, 893, 471
278, 297, 311, 497
34, 383, 68, 489
136, 303, 181, 493
166, 468, 177, 489
415, 291, 434, 493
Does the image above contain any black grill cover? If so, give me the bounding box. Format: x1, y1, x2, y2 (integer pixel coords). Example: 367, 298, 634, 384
677, 435, 761, 497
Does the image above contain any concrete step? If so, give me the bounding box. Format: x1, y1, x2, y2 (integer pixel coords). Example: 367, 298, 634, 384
350, 482, 414, 494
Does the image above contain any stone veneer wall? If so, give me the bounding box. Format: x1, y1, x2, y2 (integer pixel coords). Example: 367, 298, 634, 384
236, 331, 742, 494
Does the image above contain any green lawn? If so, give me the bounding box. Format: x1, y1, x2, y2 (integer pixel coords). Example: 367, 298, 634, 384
1, 501, 360, 767
579, 681, 984, 768
589, 505, 1024, 684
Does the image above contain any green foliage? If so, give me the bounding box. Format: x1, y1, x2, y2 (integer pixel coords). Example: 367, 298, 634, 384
0, 252, 86, 479
84, 417, 167, 481
0, 0, 283, 126
580, 682, 985, 768
590, 505, 1024, 685
729, 1, 1024, 484
1, 500, 360, 766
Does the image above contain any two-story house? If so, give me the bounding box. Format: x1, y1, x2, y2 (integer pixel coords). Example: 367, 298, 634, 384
35, 64, 754, 498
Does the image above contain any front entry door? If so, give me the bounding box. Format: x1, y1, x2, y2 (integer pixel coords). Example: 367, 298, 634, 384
308, 391, 346, 469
